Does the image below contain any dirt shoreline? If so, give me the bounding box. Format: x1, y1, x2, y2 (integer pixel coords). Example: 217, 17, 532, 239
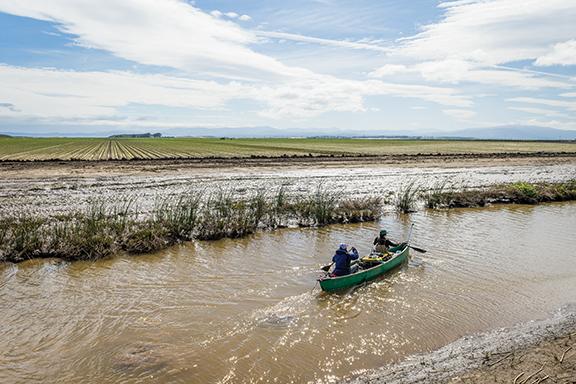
345, 304, 576, 384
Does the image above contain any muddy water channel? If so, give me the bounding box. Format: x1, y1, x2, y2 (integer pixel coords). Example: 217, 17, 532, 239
2, 202, 576, 383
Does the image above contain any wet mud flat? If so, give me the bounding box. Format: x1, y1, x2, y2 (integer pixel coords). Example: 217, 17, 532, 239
346, 305, 576, 384
1, 154, 575, 218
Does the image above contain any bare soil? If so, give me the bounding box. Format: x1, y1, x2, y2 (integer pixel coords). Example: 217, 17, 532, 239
450, 333, 576, 383
346, 305, 576, 384
1, 152, 575, 179
1, 153, 575, 219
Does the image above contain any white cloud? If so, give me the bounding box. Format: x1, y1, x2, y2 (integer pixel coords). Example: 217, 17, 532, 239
0, 65, 472, 123
2, 0, 572, 130
369, 64, 410, 77
0, 65, 245, 119
438, 1, 480, 8
561, 92, 576, 97
255, 31, 392, 53
0, 0, 302, 78
428, 66, 569, 89
211, 9, 251, 21
417, 59, 474, 84
211, 0, 576, 91
535, 40, 576, 66
371, 59, 570, 89
508, 97, 576, 111
521, 119, 576, 130
442, 109, 476, 120
255, 77, 471, 119
508, 106, 568, 117
395, 0, 576, 65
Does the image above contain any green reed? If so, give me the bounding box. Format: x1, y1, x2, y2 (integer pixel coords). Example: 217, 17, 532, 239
395, 180, 421, 213
0, 184, 385, 262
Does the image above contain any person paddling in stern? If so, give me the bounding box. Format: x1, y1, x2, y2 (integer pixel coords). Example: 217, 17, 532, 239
372, 229, 398, 255
331, 243, 359, 277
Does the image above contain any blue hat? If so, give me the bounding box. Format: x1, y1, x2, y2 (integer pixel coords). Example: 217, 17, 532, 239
339, 243, 348, 250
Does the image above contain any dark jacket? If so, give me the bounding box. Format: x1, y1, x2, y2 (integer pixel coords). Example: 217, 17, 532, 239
332, 248, 359, 276
373, 237, 397, 247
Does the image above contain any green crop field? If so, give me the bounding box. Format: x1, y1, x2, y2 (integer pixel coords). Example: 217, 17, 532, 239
0, 137, 574, 161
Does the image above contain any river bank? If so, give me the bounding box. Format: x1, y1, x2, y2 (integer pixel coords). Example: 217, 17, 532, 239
347, 304, 576, 384
423, 180, 576, 208
0, 186, 381, 262
2, 179, 575, 263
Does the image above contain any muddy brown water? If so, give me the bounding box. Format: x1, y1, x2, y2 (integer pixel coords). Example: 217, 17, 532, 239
1, 202, 576, 383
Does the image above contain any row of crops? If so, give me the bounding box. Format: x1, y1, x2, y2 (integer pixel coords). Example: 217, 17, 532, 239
0, 138, 322, 161
0, 137, 575, 161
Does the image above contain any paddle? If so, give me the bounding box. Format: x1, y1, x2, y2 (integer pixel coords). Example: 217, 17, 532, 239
320, 262, 334, 272
406, 223, 427, 253
373, 242, 426, 254
408, 245, 427, 253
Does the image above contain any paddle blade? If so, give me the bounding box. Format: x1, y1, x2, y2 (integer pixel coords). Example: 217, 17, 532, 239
321, 262, 334, 272
409, 245, 427, 253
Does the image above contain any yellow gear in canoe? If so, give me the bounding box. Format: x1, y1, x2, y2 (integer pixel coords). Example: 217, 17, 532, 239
361, 253, 390, 262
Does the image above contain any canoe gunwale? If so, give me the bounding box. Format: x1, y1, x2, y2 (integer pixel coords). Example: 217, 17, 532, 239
320, 253, 398, 281
318, 244, 410, 292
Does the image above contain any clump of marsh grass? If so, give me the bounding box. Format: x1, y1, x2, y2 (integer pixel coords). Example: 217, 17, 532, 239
0, 218, 9, 245
262, 185, 288, 228
395, 180, 421, 213
0, 183, 386, 262
121, 221, 170, 254
46, 200, 120, 260
424, 179, 450, 209
294, 183, 341, 226
507, 181, 539, 204
337, 196, 382, 223
195, 189, 266, 240
195, 190, 236, 240
423, 179, 465, 209
154, 191, 203, 241
2, 216, 46, 260
248, 188, 268, 228
422, 179, 576, 209
540, 179, 576, 201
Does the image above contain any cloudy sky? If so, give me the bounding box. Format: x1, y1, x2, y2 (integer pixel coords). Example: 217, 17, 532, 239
0, 0, 575, 135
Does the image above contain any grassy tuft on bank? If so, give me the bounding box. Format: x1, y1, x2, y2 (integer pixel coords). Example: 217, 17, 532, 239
422, 180, 576, 209
0, 185, 383, 262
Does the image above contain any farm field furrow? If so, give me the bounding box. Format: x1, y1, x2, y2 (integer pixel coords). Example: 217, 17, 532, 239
0, 141, 81, 160
123, 141, 161, 159
0, 137, 575, 161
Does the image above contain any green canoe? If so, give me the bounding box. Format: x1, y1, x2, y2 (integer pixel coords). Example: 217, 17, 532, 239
318, 243, 409, 292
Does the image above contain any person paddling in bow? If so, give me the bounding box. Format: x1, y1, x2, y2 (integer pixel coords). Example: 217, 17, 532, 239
372, 229, 398, 255
331, 243, 359, 276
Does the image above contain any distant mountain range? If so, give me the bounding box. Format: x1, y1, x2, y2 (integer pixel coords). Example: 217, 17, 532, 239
433, 125, 576, 140
1, 125, 575, 140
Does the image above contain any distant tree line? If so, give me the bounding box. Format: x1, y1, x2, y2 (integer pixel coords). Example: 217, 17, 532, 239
109, 132, 162, 138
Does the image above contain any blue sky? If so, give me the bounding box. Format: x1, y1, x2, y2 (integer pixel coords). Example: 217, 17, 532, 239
0, 0, 575, 135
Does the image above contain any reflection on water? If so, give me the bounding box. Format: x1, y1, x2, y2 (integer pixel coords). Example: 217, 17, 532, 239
1, 202, 576, 383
